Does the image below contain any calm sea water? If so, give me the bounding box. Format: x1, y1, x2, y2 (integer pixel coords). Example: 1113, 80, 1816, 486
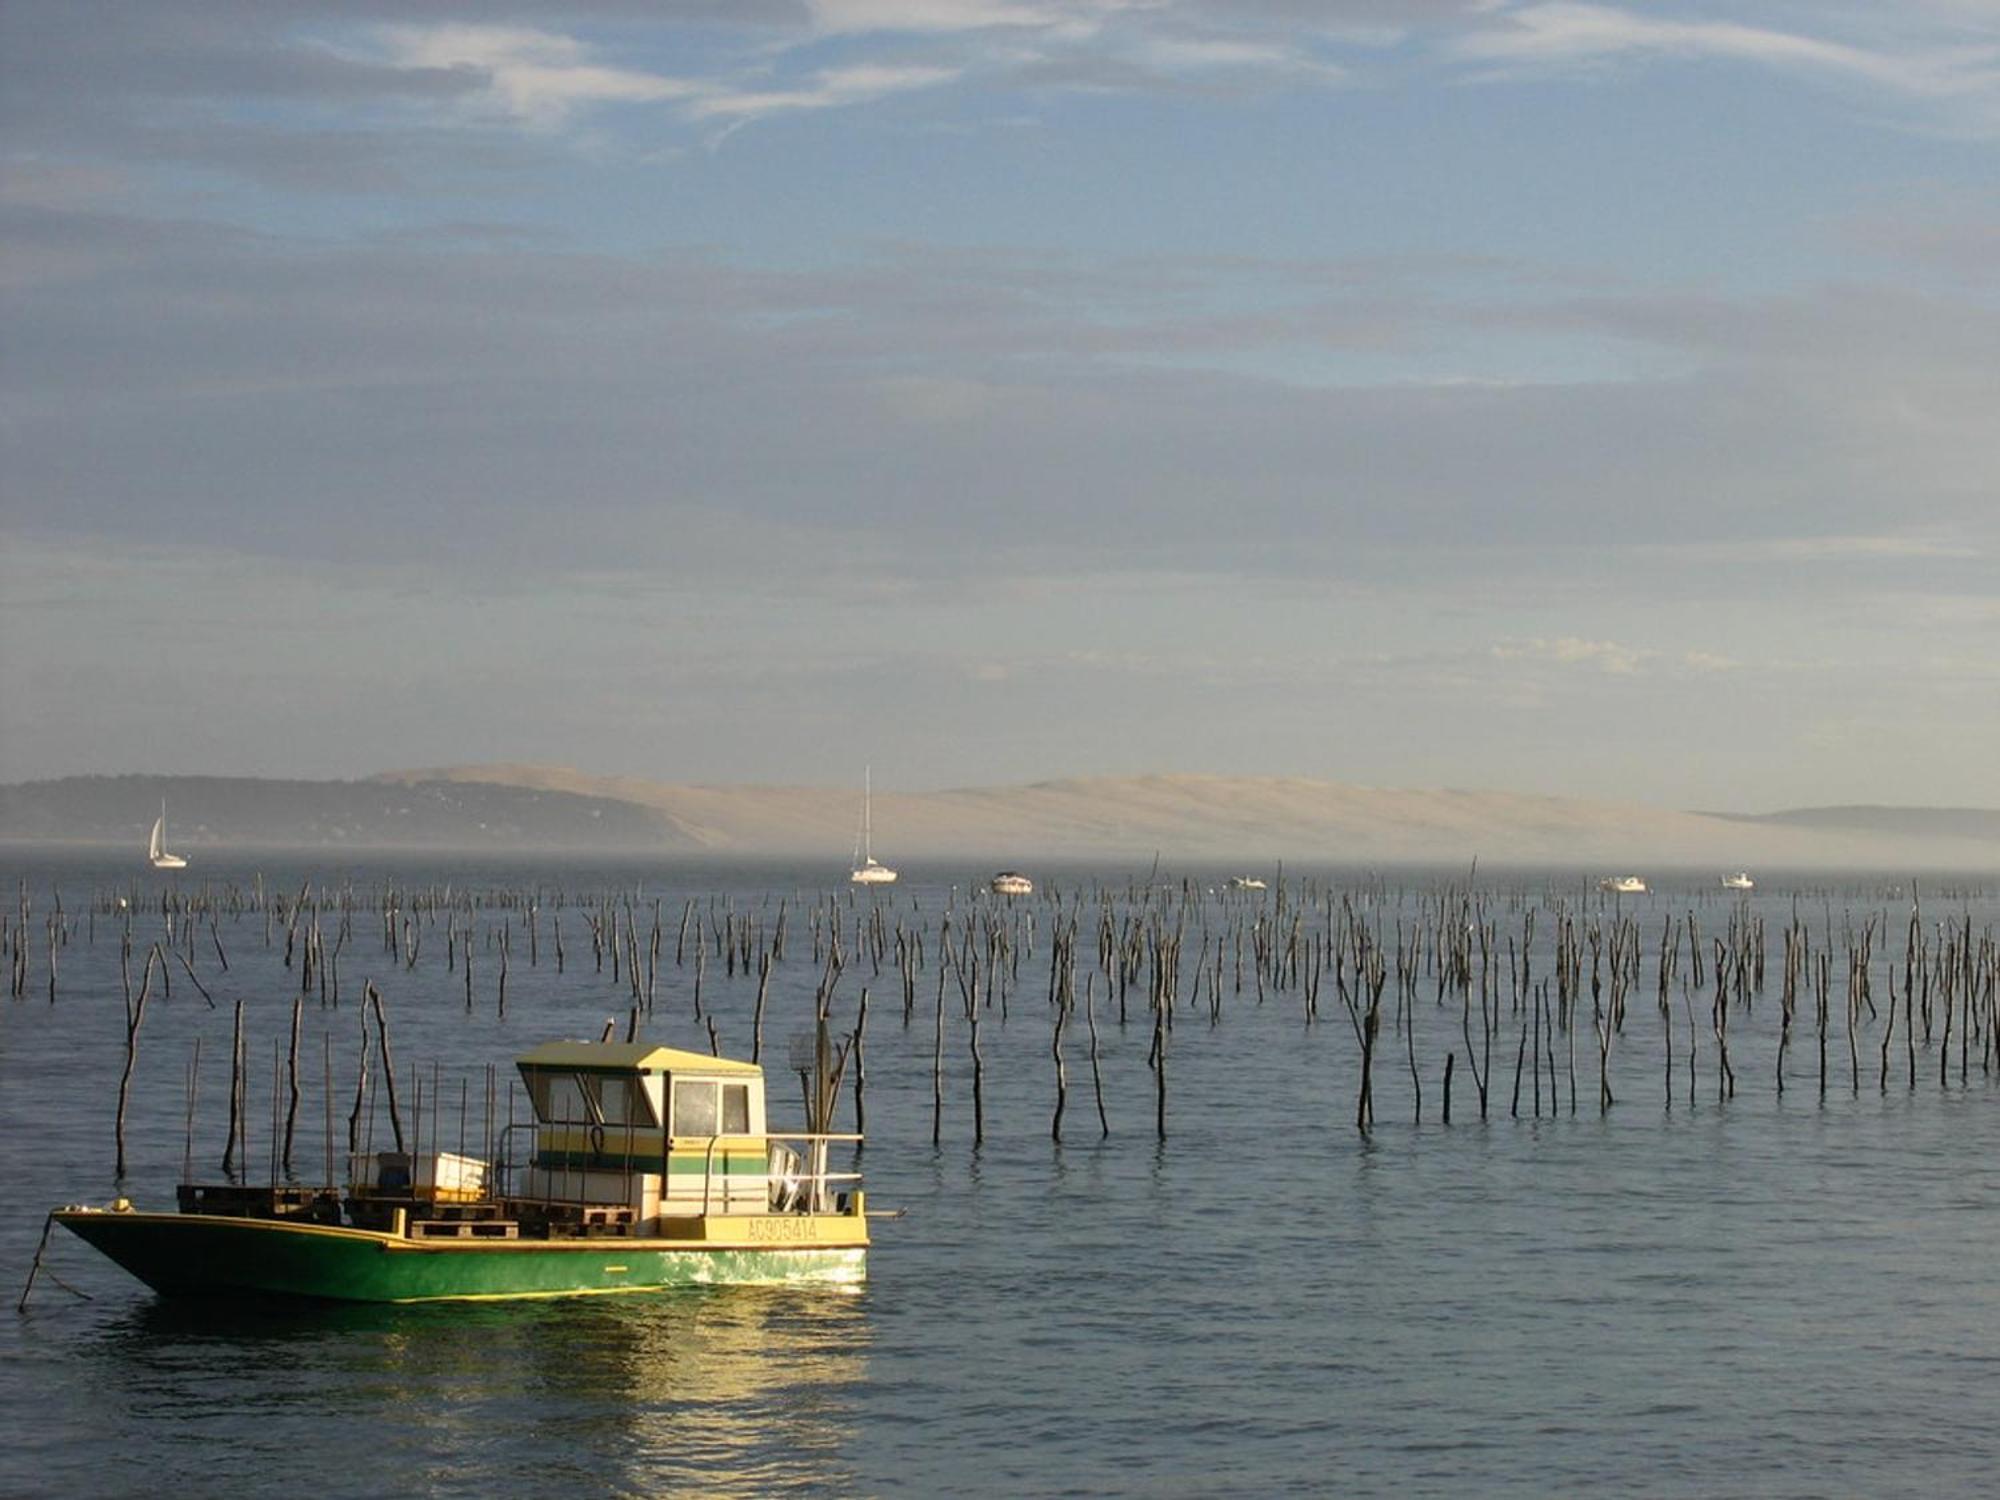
2, 851, 1997, 1498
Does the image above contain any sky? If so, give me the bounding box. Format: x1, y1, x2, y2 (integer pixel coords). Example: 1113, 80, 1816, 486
1, 0, 1996, 810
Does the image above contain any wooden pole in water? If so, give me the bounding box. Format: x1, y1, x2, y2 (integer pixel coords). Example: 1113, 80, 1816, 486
1816, 952, 1829, 1099
347, 1007, 370, 1154
752, 950, 771, 1064
853, 986, 869, 1140
1405, 963, 1422, 1125
183, 1036, 201, 1184
1510, 998, 1528, 1119
1880, 966, 1897, 1092
368, 982, 405, 1154
114, 946, 158, 1177
1085, 973, 1108, 1138
969, 963, 985, 1147
269, 1037, 281, 1188
932, 955, 946, 1146
323, 1032, 334, 1192
222, 998, 245, 1178
171, 948, 216, 1008
282, 997, 302, 1177
1051, 973, 1069, 1144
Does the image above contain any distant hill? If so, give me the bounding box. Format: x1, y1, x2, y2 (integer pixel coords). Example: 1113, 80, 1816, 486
1710, 806, 2000, 844
3, 767, 1994, 867
0, 774, 687, 852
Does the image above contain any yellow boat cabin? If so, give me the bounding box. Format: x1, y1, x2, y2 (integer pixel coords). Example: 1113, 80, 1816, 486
338, 1038, 866, 1248
510, 1041, 805, 1229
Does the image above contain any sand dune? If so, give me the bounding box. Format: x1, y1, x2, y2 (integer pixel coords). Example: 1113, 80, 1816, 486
372, 766, 1996, 868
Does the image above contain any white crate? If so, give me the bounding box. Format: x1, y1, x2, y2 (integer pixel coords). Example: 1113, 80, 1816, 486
350, 1151, 490, 1202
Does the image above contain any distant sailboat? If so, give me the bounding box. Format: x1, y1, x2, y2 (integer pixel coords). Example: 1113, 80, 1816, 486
148, 802, 188, 870
850, 767, 896, 885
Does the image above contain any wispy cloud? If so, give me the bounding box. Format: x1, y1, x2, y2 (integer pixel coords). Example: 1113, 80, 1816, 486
1493, 636, 1647, 674
133, 3, 1997, 159
377, 25, 705, 126
366, 7, 1366, 142
804, 0, 1077, 35
1453, 3, 2000, 103
1137, 35, 1347, 84
1487, 638, 1745, 681
1766, 534, 1980, 560
685, 62, 963, 124
370, 23, 972, 135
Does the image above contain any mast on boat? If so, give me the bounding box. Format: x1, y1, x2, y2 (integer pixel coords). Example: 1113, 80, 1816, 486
149, 799, 188, 870
850, 765, 896, 884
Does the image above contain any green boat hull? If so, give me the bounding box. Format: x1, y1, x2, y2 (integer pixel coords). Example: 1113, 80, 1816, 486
56, 1212, 865, 1304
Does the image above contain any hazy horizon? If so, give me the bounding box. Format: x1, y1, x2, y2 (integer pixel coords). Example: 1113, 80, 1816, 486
6, 764, 1995, 869
6, 759, 1998, 814
3, 3, 1997, 809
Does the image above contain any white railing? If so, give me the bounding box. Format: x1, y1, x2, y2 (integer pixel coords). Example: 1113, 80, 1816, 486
701, 1132, 862, 1216
485, 1124, 861, 1219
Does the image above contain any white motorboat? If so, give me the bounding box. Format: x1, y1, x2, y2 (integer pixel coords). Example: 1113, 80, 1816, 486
1721, 872, 1755, 891
989, 872, 1033, 896
1598, 875, 1646, 895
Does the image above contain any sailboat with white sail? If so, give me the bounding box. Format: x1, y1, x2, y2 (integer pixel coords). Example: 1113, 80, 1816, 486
148, 801, 188, 870
850, 767, 896, 885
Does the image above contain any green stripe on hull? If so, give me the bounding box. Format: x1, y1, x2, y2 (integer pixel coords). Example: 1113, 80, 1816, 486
58, 1215, 864, 1303
531, 1150, 767, 1173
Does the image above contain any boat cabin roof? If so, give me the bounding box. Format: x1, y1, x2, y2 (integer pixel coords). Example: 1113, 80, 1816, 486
514, 1041, 761, 1078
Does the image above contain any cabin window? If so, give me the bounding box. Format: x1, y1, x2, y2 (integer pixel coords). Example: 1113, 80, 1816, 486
673, 1081, 719, 1137
596, 1075, 657, 1127
527, 1070, 593, 1123
722, 1083, 750, 1135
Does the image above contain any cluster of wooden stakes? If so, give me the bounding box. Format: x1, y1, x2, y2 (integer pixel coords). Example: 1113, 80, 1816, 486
2, 872, 1997, 1191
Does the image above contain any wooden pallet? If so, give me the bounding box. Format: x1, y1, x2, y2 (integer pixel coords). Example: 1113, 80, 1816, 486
409, 1219, 519, 1240
177, 1183, 342, 1223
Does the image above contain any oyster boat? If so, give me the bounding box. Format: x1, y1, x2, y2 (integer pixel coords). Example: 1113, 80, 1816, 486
51, 1041, 868, 1303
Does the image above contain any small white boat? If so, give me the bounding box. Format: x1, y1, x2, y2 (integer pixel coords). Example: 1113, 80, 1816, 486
1598, 875, 1646, 895
148, 802, 188, 870
1228, 876, 1268, 892
989, 872, 1033, 897
1721, 872, 1755, 891
849, 767, 896, 886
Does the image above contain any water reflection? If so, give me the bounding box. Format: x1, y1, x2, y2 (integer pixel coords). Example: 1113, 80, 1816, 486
81, 1289, 869, 1497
